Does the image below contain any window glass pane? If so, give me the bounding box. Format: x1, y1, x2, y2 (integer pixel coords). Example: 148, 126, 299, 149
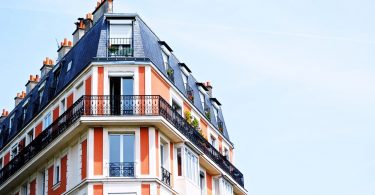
122, 134, 135, 162
122, 78, 134, 96
110, 135, 121, 163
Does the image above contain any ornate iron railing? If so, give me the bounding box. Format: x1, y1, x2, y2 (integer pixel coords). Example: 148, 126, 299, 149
161, 166, 171, 186
0, 95, 244, 188
109, 162, 135, 177
108, 38, 133, 57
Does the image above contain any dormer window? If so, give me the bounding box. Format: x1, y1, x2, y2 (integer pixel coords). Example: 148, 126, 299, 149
22, 99, 29, 122
9, 114, 14, 131
109, 20, 133, 57
38, 82, 46, 105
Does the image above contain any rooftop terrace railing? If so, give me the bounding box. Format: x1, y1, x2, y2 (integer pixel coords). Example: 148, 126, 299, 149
108, 38, 133, 57
0, 95, 244, 188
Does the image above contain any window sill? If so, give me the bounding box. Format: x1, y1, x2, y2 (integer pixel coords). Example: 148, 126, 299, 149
52, 181, 61, 190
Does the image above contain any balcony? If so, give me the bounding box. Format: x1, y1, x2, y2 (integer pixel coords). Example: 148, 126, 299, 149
161, 166, 171, 186
108, 38, 133, 57
0, 95, 244, 188
109, 162, 135, 177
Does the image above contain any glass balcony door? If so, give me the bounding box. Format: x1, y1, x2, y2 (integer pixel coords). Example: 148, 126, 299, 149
109, 134, 135, 177
110, 77, 134, 115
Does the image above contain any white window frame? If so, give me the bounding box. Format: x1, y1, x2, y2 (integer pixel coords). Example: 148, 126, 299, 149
185, 147, 199, 185
181, 72, 189, 89
9, 114, 14, 131
162, 50, 169, 70
199, 91, 205, 109
43, 112, 52, 130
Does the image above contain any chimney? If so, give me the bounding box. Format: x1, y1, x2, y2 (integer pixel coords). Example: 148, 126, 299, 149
84, 13, 94, 33
41, 57, 54, 78
57, 38, 73, 60
205, 82, 213, 97
93, 0, 113, 24
25, 75, 40, 94
0, 109, 9, 122
73, 18, 86, 45
14, 91, 26, 107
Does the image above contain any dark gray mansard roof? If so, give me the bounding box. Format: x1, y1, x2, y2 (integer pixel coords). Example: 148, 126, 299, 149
0, 14, 231, 151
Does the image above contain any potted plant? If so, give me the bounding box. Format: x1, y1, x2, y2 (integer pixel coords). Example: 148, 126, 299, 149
192, 118, 200, 130
184, 111, 192, 124
167, 68, 174, 76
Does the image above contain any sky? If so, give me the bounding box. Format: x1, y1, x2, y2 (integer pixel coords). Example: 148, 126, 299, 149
0, 0, 374, 195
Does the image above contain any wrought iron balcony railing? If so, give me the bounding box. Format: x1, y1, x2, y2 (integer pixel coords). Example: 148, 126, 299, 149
108, 38, 133, 57
109, 162, 135, 177
161, 166, 171, 186
0, 95, 244, 188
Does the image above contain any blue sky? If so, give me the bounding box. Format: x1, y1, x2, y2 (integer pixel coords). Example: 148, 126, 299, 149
0, 1, 374, 194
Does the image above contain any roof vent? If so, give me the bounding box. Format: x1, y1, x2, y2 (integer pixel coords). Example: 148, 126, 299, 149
41, 57, 54, 78
57, 38, 73, 60
25, 75, 40, 94
14, 91, 26, 107
73, 18, 86, 45
93, 0, 113, 24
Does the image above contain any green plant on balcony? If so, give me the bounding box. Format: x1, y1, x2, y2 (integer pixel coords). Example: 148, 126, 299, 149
167, 68, 174, 77
184, 110, 192, 124
192, 118, 200, 130
108, 45, 118, 53
205, 111, 211, 120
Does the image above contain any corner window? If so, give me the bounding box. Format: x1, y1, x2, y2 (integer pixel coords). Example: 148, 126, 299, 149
109, 133, 135, 177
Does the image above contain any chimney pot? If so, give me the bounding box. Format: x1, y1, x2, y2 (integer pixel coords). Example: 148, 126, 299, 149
205, 81, 213, 97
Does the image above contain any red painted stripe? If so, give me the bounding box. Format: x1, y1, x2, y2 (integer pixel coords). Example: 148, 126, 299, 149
81, 139, 87, 180
140, 127, 149, 175
94, 127, 103, 175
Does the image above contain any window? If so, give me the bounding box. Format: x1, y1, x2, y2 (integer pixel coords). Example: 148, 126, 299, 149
0, 157, 3, 169
38, 171, 46, 195
160, 140, 168, 169
213, 107, 219, 121
75, 82, 84, 100
43, 112, 52, 130
54, 160, 61, 185
172, 100, 182, 115
162, 50, 169, 70
182, 72, 189, 89
109, 133, 135, 177
221, 178, 233, 195
109, 22, 133, 57
11, 144, 18, 159
9, 115, 14, 130
177, 148, 182, 176
21, 183, 28, 195
199, 92, 205, 109
185, 148, 199, 184
200, 171, 206, 195
38, 87, 45, 105
210, 135, 217, 149
60, 99, 66, 113
27, 129, 34, 144
22, 100, 29, 122
224, 148, 229, 160
67, 61, 72, 72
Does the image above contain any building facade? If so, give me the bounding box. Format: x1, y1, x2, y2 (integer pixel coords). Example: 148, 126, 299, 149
0, 1, 246, 195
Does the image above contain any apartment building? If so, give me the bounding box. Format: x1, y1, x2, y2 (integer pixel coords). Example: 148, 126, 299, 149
0, 1, 246, 195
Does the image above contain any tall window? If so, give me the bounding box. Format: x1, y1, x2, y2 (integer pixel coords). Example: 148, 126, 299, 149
160, 140, 168, 169
185, 148, 199, 184
221, 178, 233, 195
0, 157, 3, 169
224, 148, 229, 160
27, 129, 34, 145
200, 171, 206, 195
21, 183, 28, 195
181, 72, 189, 89
22, 101, 28, 122
9, 115, 14, 131
54, 160, 61, 185
109, 133, 135, 177
177, 148, 182, 176
60, 99, 66, 113
210, 135, 217, 149
109, 21, 133, 57
43, 112, 52, 130
199, 92, 205, 109
213, 107, 219, 121
38, 87, 45, 105
162, 50, 169, 70
172, 100, 182, 115
11, 144, 18, 159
